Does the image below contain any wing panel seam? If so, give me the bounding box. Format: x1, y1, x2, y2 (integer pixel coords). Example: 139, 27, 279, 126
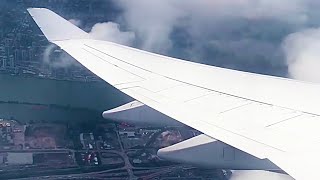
84, 44, 317, 117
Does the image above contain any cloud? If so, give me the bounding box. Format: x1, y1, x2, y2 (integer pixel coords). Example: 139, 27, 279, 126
69, 19, 82, 27
89, 22, 135, 46
177, 0, 307, 23
230, 170, 293, 180
43, 20, 135, 69
43, 44, 55, 64
283, 27, 320, 82
68, 17, 136, 46
43, 44, 77, 68
44, 0, 320, 80
110, 0, 320, 77
114, 0, 184, 53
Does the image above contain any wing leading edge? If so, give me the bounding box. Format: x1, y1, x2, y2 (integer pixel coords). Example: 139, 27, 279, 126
28, 8, 320, 180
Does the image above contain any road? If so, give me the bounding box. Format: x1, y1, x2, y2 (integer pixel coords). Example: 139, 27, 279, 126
114, 125, 137, 180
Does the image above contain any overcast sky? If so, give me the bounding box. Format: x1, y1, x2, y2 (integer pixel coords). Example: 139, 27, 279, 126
83, 0, 320, 83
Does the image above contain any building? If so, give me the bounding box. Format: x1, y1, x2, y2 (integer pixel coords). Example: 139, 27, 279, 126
119, 128, 136, 138
80, 133, 95, 150
0, 46, 6, 69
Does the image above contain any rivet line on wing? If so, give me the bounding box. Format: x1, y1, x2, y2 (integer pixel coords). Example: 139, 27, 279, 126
82, 47, 146, 80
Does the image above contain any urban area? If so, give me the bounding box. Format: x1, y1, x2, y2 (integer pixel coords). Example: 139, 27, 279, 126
0, 0, 114, 81
0, 118, 231, 179
0, 0, 231, 179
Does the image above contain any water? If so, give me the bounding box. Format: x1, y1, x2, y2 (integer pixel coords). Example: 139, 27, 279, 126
0, 74, 131, 123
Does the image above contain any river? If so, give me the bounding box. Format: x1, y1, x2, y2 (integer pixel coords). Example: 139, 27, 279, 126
0, 74, 131, 123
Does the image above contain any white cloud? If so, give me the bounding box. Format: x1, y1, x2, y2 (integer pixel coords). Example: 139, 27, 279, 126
68, 19, 82, 27
89, 22, 135, 46
43, 21, 135, 69
115, 0, 184, 53
43, 44, 76, 68
52, 0, 320, 78
109, 0, 320, 77
114, 0, 309, 54
179, 0, 306, 21
283, 27, 320, 82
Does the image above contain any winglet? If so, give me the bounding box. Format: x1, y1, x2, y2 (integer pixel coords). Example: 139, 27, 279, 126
27, 8, 89, 41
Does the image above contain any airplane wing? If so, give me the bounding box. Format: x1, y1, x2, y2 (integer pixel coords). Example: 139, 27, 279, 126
28, 8, 320, 180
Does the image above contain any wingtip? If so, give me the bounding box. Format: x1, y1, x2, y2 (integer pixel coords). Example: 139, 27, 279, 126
27, 7, 46, 12
27, 7, 89, 41
27, 8, 49, 17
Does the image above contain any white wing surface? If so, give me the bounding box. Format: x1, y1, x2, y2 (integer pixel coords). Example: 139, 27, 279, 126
28, 8, 320, 180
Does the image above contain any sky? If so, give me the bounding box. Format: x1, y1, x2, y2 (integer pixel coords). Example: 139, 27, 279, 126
80, 0, 320, 83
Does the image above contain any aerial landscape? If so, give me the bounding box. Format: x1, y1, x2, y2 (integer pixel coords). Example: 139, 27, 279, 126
2, 0, 320, 180
0, 118, 231, 179
0, 0, 230, 179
